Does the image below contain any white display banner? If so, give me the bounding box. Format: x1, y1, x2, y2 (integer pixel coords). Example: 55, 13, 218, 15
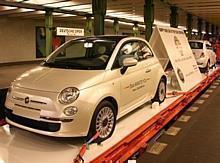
150, 26, 203, 92
56, 27, 84, 36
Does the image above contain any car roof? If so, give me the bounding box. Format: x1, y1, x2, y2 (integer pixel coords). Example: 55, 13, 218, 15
74, 35, 128, 42
189, 40, 210, 44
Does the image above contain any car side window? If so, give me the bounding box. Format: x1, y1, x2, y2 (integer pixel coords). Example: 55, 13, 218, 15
138, 41, 153, 61
112, 40, 154, 69
112, 41, 138, 69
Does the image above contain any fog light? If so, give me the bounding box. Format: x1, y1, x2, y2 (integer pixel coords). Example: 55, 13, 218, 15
63, 106, 78, 116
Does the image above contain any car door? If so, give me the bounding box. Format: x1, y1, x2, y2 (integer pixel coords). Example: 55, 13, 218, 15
137, 41, 158, 97
206, 43, 216, 66
112, 40, 152, 111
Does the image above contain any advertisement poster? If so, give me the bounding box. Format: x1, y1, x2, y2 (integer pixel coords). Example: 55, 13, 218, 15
150, 26, 203, 92
36, 27, 65, 58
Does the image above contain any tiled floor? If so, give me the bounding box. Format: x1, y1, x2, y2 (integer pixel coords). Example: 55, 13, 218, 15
138, 79, 220, 163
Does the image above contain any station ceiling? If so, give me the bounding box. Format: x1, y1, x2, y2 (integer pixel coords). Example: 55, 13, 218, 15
0, 0, 220, 30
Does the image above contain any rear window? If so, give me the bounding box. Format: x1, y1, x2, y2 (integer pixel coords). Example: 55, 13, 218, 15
189, 42, 203, 49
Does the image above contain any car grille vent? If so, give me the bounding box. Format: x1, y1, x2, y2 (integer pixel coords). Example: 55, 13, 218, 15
12, 96, 47, 105
5, 108, 60, 132
14, 104, 41, 111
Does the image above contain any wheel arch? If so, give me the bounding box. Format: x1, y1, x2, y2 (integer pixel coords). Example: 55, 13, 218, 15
161, 75, 167, 84
87, 96, 118, 141
98, 96, 118, 116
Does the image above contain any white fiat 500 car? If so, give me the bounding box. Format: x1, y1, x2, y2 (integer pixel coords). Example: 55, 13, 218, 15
5, 36, 166, 142
189, 40, 216, 72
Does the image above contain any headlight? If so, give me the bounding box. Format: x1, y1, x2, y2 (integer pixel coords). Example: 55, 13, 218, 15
63, 106, 78, 116
200, 52, 205, 58
58, 87, 80, 104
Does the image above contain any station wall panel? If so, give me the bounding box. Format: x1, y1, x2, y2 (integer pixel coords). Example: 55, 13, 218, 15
0, 17, 133, 64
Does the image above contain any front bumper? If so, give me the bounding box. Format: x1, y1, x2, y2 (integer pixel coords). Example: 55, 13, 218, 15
5, 107, 89, 137
4, 86, 95, 137
196, 57, 208, 68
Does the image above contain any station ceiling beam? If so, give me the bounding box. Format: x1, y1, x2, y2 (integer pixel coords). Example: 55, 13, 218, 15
0, 0, 87, 16
0, 0, 144, 26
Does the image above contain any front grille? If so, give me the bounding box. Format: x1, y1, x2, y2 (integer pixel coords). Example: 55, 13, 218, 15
5, 108, 60, 132
12, 96, 47, 105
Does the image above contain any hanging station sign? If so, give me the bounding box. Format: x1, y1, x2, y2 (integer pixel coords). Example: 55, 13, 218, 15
56, 27, 84, 36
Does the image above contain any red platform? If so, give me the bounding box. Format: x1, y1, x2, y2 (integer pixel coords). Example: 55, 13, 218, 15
89, 68, 220, 163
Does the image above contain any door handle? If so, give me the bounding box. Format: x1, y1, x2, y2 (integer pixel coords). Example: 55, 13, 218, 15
145, 69, 151, 73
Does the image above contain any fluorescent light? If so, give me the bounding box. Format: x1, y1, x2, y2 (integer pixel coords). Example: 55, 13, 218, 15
107, 13, 144, 23
7, 0, 23, 2
154, 20, 170, 27
77, 8, 92, 13
192, 29, 198, 32
60, 14, 76, 17
35, 11, 45, 14
178, 25, 187, 30
119, 21, 134, 26
139, 24, 145, 28
0, 159, 5, 163
2, 6, 17, 10
61, 4, 92, 10
105, 19, 114, 23
202, 31, 206, 34
52, 12, 63, 16
19, 8, 35, 12
107, 9, 116, 13
43, 1, 77, 8
24, 0, 64, 5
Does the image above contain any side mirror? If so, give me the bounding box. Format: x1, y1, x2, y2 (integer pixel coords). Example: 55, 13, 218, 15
122, 57, 138, 67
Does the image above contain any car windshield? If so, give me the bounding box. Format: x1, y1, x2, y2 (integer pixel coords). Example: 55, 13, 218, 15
189, 42, 203, 49
43, 38, 117, 70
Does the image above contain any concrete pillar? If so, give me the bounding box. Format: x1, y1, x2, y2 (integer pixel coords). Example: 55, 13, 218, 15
45, 9, 53, 56
85, 16, 93, 36
144, 0, 154, 41
92, 0, 107, 35
217, 27, 219, 41
205, 21, 209, 35
113, 18, 119, 35
187, 13, 193, 39
170, 6, 178, 28
216, 26, 219, 36
197, 18, 202, 39
211, 24, 215, 35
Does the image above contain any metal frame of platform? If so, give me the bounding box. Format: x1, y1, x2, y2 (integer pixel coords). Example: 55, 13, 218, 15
90, 69, 220, 163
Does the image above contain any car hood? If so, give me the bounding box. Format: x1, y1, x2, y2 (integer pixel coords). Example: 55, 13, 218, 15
191, 49, 204, 59
13, 66, 105, 92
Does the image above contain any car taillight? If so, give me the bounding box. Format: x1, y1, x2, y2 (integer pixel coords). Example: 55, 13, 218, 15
200, 52, 205, 58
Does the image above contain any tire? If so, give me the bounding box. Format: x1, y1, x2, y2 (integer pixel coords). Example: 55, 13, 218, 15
205, 60, 210, 72
200, 60, 210, 73
87, 101, 116, 143
152, 78, 166, 104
